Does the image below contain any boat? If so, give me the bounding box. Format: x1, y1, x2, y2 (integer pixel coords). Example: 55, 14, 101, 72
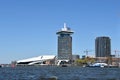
87, 63, 108, 68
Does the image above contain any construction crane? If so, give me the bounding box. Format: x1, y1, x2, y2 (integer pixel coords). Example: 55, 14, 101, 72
114, 50, 120, 67
114, 50, 120, 58
84, 49, 93, 57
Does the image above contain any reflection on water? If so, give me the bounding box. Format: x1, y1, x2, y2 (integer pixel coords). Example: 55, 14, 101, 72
0, 66, 120, 80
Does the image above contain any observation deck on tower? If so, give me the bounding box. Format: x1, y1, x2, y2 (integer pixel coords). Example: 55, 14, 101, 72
56, 23, 74, 35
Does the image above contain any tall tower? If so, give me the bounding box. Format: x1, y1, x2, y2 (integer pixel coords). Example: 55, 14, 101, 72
56, 23, 74, 60
95, 36, 111, 57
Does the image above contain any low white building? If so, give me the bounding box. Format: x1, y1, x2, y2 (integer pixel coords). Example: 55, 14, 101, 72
16, 55, 56, 66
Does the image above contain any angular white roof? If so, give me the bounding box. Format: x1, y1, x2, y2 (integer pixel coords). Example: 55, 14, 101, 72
17, 55, 56, 63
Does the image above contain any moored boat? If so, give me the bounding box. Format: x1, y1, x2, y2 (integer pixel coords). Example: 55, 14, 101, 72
87, 63, 108, 68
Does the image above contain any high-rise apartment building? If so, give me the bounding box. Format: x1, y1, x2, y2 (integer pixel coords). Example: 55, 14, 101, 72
56, 23, 74, 60
95, 36, 111, 57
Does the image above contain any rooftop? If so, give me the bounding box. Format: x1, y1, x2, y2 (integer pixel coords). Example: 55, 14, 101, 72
56, 23, 74, 34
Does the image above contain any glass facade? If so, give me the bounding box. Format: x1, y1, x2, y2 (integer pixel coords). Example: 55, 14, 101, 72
95, 37, 111, 57
58, 34, 72, 60
56, 24, 73, 60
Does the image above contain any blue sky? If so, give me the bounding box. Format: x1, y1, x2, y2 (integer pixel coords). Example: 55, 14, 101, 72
0, 0, 120, 63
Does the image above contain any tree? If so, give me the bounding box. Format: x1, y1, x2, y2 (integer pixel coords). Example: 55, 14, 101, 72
75, 57, 95, 66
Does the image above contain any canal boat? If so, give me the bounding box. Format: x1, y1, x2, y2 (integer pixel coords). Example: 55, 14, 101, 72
88, 63, 108, 68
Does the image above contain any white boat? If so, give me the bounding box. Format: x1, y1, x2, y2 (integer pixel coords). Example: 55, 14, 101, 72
89, 63, 108, 67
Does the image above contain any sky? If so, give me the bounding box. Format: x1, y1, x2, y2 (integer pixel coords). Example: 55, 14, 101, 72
0, 0, 120, 64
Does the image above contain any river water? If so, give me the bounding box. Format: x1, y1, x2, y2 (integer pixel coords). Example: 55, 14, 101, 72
0, 66, 120, 80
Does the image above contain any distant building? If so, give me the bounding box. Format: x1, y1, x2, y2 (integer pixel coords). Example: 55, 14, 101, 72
56, 23, 74, 60
95, 36, 111, 57
82, 55, 86, 59
16, 55, 56, 66
72, 55, 80, 61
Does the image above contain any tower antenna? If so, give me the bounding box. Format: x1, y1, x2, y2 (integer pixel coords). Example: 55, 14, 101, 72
64, 23, 67, 28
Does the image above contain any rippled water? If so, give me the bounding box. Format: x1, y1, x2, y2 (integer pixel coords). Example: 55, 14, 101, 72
0, 66, 120, 80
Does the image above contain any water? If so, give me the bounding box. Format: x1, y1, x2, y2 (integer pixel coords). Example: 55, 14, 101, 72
0, 66, 120, 80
